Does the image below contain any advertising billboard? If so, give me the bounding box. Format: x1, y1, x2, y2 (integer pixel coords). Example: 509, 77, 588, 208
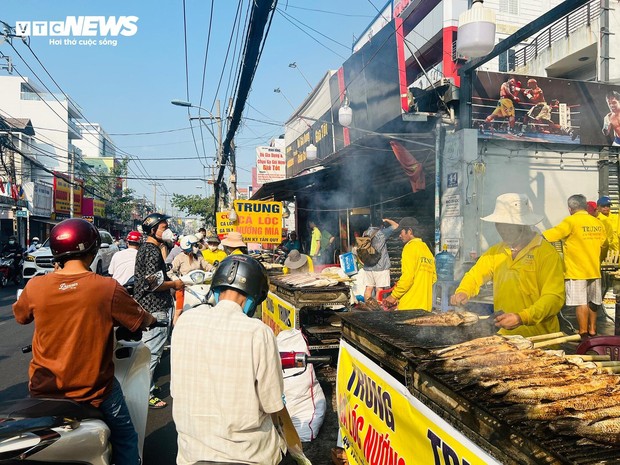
53, 174, 83, 215
256, 146, 286, 184
473, 71, 620, 146
285, 109, 333, 177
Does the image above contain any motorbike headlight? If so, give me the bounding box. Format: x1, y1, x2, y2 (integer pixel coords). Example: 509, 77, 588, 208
25, 255, 35, 262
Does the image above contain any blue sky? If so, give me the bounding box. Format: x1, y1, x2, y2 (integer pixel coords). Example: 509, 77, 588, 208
0, 1, 382, 211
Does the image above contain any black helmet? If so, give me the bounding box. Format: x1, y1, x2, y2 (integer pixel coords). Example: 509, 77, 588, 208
142, 213, 170, 235
209, 255, 269, 317
50, 218, 101, 261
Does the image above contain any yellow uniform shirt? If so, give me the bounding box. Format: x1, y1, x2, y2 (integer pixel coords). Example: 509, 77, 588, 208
455, 234, 564, 337
230, 249, 243, 256
202, 248, 228, 265
391, 238, 436, 311
309, 227, 321, 256
543, 211, 607, 279
598, 213, 619, 252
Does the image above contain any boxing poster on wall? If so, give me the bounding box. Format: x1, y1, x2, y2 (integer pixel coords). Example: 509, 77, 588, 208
472, 71, 620, 147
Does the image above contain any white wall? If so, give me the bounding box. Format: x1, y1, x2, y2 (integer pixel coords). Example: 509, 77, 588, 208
442, 129, 599, 276
0, 75, 70, 173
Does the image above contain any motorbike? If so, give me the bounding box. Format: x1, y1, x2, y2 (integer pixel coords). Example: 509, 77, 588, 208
0, 253, 22, 287
0, 320, 166, 465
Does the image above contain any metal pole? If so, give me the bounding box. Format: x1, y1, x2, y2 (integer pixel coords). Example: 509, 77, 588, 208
216, 99, 223, 211
434, 120, 443, 255
69, 151, 74, 218
153, 182, 157, 211
600, 0, 610, 82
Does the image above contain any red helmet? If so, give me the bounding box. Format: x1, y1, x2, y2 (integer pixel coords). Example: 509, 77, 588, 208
50, 218, 101, 261
126, 230, 142, 244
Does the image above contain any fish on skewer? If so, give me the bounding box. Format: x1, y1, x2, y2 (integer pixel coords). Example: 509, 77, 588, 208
441, 349, 537, 370
453, 358, 575, 383
485, 370, 598, 396
433, 335, 512, 357
400, 310, 480, 326
550, 417, 620, 446
501, 375, 620, 404
501, 389, 620, 421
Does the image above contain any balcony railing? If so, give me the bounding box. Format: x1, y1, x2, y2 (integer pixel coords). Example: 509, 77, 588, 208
512, 0, 599, 70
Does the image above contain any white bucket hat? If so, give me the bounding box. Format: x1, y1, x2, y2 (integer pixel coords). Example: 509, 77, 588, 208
481, 193, 543, 226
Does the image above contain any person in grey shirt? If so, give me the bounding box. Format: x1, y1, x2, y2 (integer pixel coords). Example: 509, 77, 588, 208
362, 218, 398, 301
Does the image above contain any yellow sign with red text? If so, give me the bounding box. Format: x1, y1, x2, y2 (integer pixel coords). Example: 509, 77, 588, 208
337, 340, 500, 465
216, 200, 282, 244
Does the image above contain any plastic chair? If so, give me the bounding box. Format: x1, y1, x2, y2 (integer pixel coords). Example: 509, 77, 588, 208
576, 335, 620, 360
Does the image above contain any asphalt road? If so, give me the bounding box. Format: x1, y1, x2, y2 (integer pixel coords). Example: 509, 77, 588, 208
0, 285, 339, 465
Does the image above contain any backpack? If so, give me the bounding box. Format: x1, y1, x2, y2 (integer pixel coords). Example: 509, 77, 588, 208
355, 229, 381, 267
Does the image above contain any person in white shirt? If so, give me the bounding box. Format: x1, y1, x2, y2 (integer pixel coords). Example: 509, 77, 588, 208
171, 255, 303, 465
109, 231, 142, 285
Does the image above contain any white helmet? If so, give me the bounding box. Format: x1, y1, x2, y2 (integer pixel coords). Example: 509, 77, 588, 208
180, 234, 199, 252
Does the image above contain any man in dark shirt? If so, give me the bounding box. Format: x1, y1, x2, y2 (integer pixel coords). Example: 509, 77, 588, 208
3, 235, 23, 281
134, 213, 184, 409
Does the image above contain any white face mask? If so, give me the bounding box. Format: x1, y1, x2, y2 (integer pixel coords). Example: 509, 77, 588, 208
208, 244, 218, 251
8, 240, 15, 245
160, 228, 175, 243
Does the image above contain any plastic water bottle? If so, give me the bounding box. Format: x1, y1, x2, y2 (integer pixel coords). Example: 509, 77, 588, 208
435, 245, 455, 282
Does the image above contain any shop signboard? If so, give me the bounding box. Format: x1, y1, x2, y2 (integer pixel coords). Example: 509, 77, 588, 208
256, 146, 286, 184
53, 175, 82, 216
337, 340, 500, 465
22, 182, 53, 217
215, 211, 235, 239
472, 71, 620, 146
82, 198, 106, 218
285, 109, 333, 177
217, 200, 282, 244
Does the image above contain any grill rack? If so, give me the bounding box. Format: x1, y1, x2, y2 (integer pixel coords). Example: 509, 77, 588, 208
415, 363, 620, 465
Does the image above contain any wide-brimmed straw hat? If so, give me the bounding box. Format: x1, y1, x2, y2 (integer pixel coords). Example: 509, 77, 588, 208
284, 250, 308, 269
481, 193, 543, 225
221, 231, 246, 248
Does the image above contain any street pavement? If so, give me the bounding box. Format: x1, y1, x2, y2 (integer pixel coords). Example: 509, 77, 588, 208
2, 281, 615, 465
0, 285, 339, 465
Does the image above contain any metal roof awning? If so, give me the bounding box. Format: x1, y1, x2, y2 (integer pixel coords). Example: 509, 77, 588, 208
251, 166, 333, 201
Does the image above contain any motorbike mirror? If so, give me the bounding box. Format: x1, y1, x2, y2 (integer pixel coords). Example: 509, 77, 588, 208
145, 270, 165, 291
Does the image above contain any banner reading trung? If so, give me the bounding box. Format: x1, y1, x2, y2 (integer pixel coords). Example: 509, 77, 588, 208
336, 340, 499, 465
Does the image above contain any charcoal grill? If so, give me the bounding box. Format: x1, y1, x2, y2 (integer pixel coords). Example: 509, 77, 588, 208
263, 277, 351, 353
341, 311, 620, 465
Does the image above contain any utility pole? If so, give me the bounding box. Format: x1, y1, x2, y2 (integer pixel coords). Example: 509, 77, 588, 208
163, 193, 171, 216
151, 181, 158, 211
216, 99, 223, 212
69, 150, 74, 219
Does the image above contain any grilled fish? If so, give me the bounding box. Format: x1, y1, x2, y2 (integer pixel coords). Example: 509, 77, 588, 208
502, 375, 620, 404
432, 335, 538, 358
486, 370, 597, 396
401, 310, 480, 326
504, 389, 620, 421
550, 417, 620, 445
441, 349, 535, 370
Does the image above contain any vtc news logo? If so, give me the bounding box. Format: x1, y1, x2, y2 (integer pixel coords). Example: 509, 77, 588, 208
15, 16, 139, 37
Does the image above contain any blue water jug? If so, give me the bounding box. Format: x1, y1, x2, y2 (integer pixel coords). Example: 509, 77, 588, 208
435, 245, 455, 281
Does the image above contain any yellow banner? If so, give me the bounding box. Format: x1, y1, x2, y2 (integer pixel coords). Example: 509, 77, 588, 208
337, 340, 500, 465
217, 201, 282, 244
261, 292, 297, 335
216, 211, 236, 238
93, 199, 105, 218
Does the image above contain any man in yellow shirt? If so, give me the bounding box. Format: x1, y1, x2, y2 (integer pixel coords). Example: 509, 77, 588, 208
543, 194, 608, 337
202, 234, 227, 265
597, 196, 619, 253
451, 193, 565, 337
308, 220, 322, 263
383, 217, 436, 311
